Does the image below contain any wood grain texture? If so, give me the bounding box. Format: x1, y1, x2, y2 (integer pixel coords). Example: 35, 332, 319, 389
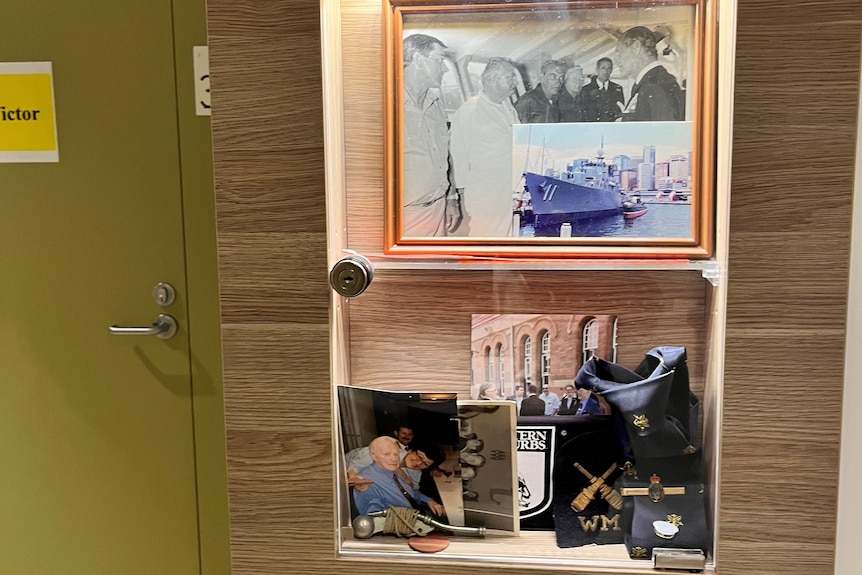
719, 2, 860, 574
208, 0, 861, 574
207, 1, 334, 573
342, 0, 388, 254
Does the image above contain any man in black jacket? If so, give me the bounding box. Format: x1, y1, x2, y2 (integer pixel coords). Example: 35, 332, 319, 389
557, 65, 586, 123
519, 384, 546, 416
515, 60, 565, 123
615, 26, 685, 122
580, 58, 625, 122
556, 384, 580, 415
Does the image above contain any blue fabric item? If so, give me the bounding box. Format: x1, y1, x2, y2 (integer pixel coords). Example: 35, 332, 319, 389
552, 424, 624, 548
616, 451, 708, 558
574, 346, 698, 459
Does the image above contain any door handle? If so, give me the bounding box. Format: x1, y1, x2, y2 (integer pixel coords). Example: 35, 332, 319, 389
109, 314, 178, 340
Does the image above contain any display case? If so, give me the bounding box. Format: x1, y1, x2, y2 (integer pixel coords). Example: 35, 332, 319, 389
322, 0, 736, 570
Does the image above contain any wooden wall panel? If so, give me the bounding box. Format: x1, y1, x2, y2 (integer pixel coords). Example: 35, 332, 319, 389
207, 2, 334, 573
720, 3, 861, 573
208, 1, 862, 574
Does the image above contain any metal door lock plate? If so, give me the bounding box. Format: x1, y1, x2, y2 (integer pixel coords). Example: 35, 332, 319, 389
152, 282, 176, 306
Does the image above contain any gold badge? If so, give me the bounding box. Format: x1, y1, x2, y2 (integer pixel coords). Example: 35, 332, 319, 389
683, 445, 696, 454
571, 462, 623, 512
631, 546, 648, 559
667, 514, 684, 527
648, 474, 664, 502
633, 414, 650, 430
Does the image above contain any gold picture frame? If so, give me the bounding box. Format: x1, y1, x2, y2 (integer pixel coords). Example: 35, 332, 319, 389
383, 0, 717, 259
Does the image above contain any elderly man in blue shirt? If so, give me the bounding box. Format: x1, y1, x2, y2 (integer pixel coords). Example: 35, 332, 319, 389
345, 437, 441, 490
352, 436, 446, 517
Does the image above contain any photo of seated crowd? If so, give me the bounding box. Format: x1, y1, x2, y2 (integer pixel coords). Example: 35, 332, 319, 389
399, 7, 693, 238
337, 387, 465, 524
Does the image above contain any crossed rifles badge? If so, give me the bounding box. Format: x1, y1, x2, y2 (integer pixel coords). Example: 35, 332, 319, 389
570, 462, 623, 512
571, 464, 687, 512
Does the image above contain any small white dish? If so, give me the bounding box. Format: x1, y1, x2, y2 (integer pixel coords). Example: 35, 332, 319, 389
653, 520, 679, 540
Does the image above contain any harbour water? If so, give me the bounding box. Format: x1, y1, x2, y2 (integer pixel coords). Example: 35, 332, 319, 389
520, 203, 692, 238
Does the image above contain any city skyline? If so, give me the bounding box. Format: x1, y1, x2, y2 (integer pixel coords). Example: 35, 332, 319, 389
512, 122, 693, 190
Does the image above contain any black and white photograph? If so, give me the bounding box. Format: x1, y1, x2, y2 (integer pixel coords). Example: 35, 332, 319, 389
456, 401, 519, 533
383, 0, 714, 257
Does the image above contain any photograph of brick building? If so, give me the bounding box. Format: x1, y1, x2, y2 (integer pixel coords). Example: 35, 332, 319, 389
470, 314, 617, 400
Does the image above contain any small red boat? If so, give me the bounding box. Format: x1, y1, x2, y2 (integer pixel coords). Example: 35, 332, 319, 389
622, 200, 648, 219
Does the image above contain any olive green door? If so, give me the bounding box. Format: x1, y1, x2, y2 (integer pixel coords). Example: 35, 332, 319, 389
0, 1, 209, 573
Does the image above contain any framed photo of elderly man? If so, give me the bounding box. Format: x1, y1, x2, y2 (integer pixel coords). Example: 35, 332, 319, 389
382, 0, 718, 259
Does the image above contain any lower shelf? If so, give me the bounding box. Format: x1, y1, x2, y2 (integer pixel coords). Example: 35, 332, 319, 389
339, 528, 715, 572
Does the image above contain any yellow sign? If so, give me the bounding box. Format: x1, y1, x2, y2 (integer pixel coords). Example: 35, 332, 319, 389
0, 62, 59, 162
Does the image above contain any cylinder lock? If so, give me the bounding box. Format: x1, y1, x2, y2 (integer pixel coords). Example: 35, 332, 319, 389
328, 254, 373, 298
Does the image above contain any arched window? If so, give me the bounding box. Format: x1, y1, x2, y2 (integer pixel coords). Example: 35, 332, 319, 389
611, 317, 619, 362
485, 346, 493, 383
496, 343, 505, 393
582, 319, 599, 364
540, 331, 551, 387
523, 336, 533, 385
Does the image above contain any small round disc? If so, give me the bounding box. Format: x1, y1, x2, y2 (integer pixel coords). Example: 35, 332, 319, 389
408, 533, 450, 553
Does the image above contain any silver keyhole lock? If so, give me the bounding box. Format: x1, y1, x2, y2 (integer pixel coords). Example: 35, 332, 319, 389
329, 254, 373, 298
152, 282, 176, 306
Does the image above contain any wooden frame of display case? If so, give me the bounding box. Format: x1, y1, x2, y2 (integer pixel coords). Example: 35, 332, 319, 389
320, 0, 734, 570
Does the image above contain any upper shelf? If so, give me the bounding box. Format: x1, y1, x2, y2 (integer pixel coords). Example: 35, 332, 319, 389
337, 250, 723, 286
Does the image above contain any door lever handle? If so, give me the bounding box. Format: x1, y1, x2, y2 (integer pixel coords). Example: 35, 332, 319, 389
109, 314, 178, 340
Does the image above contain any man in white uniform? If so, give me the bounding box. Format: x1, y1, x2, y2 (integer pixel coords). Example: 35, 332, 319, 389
449, 57, 521, 237
401, 33, 458, 237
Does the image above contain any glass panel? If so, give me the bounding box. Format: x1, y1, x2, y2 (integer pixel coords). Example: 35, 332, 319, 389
330, 266, 723, 569
322, 0, 735, 569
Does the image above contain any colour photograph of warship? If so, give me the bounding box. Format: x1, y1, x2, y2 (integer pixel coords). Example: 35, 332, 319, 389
512, 122, 694, 239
